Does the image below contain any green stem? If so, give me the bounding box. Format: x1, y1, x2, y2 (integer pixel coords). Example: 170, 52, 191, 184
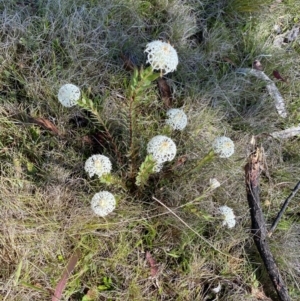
181, 150, 215, 177
127, 66, 160, 177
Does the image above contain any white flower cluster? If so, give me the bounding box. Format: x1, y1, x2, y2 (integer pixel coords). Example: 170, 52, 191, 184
91, 191, 116, 217
84, 154, 112, 178
166, 108, 187, 130
219, 205, 236, 229
57, 84, 81, 107
212, 136, 234, 158
147, 135, 176, 163
145, 40, 178, 75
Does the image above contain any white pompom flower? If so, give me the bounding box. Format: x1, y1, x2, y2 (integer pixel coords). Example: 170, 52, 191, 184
144, 40, 178, 75
84, 154, 112, 178
166, 108, 188, 130
212, 136, 235, 158
91, 191, 116, 217
219, 205, 236, 229
57, 83, 81, 107
147, 135, 177, 164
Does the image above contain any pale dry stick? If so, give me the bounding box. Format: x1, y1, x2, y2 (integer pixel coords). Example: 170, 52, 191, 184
268, 180, 300, 237
236, 68, 287, 118
152, 196, 241, 260
271, 125, 300, 139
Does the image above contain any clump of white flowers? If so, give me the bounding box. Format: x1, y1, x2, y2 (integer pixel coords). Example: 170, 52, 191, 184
219, 205, 236, 229
91, 191, 116, 217
166, 108, 187, 130
147, 135, 177, 164
144, 40, 179, 75
209, 178, 221, 190
84, 154, 112, 178
212, 136, 235, 158
57, 84, 81, 107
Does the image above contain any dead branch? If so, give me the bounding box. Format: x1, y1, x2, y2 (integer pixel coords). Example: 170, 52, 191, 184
268, 180, 300, 237
245, 147, 291, 301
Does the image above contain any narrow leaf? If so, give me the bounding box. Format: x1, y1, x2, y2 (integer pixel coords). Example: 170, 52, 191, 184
52, 250, 80, 301
20, 281, 48, 293
14, 259, 23, 286
33, 117, 60, 135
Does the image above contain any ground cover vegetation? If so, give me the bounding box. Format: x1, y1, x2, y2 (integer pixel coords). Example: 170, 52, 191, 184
1, 0, 300, 300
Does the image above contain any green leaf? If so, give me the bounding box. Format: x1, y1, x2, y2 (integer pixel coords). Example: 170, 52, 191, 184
136, 155, 156, 187
147, 72, 160, 82
142, 80, 151, 87
14, 259, 23, 286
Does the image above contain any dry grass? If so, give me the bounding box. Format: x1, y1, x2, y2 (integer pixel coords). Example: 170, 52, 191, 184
1, 0, 300, 300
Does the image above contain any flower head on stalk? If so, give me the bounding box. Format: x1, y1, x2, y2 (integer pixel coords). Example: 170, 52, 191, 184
144, 40, 178, 75
147, 135, 177, 164
91, 191, 116, 217
212, 136, 234, 158
57, 84, 81, 107
84, 154, 112, 178
166, 108, 187, 130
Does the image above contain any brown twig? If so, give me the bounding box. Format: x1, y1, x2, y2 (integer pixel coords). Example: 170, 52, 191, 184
245, 147, 291, 301
268, 180, 300, 237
